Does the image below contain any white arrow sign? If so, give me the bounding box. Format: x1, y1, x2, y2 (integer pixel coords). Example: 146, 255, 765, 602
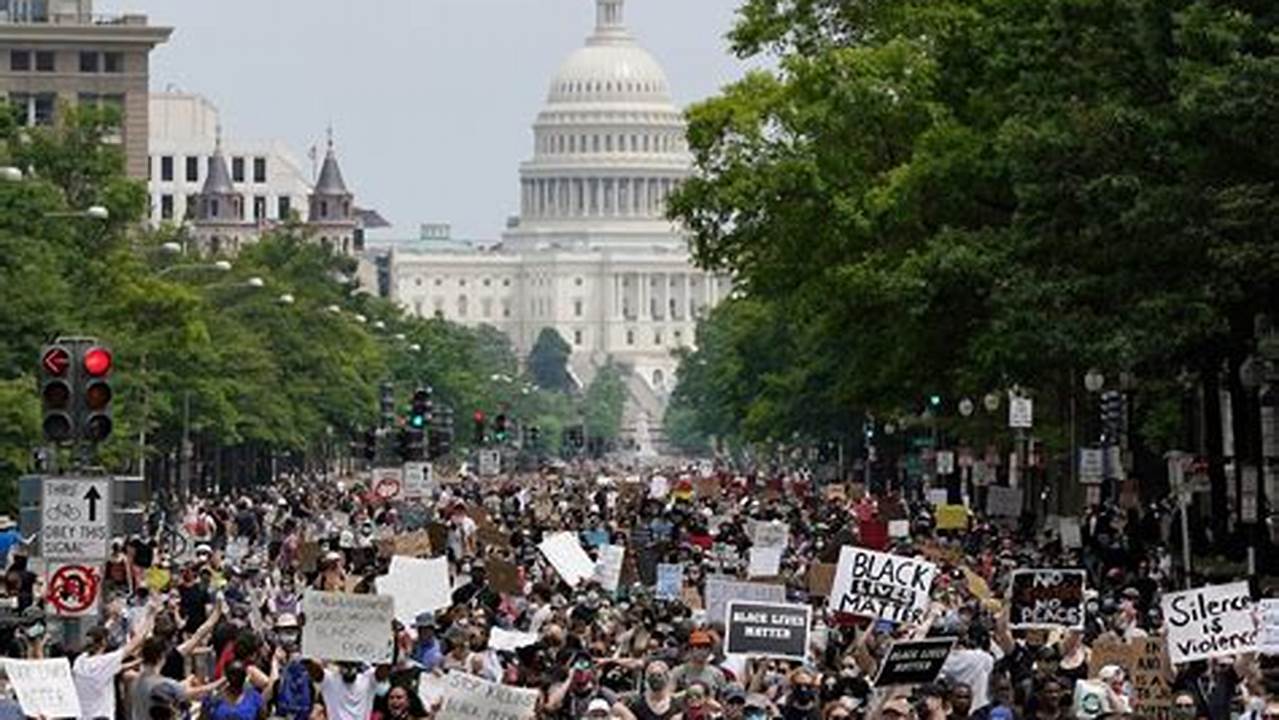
41, 478, 110, 562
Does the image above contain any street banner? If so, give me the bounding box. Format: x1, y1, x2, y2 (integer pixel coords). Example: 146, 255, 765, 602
656, 563, 684, 600
828, 546, 938, 624
1009, 569, 1086, 630
985, 486, 1022, 518
1090, 639, 1171, 717
935, 505, 967, 531
749, 546, 783, 578
592, 544, 625, 593
3, 658, 81, 719
1162, 581, 1256, 664
376, 555, 452, 624
539, 532, 596, 586
437, 672, 538, 720
725, 601, 811, 662
750, 520, 789, 548
1259, 599, 1279, 655
705, 575, 787, 625
872, 638, 956, 687
301, 590, 394, 663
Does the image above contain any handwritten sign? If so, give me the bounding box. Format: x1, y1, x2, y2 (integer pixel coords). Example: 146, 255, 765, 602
750, 520, 790, 549
592, 544, 625, 594
1090, 639, 1170, 717
301, 590, 394, 663
807, 563, 838, 597
3, 658, 81, 719
1259, 599, 1279, 655
392, 531, 433, 558
828, 546, 937, 624
437, 671, 538, 720
656, 563, 684, 600
935, 505, 968, 531
705, 575, 786, 625
1162, 581, 1256, 664
749, 546, 783, 578
1008, 569, 1085, 630
375, 556, 452, 625
539, 532, 596, 586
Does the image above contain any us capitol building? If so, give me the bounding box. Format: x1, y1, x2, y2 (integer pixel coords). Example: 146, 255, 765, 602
385, 0, 731, 451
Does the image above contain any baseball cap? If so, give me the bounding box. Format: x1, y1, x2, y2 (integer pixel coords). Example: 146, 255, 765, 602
586, 699, 611, 716
688, 630, 713, 647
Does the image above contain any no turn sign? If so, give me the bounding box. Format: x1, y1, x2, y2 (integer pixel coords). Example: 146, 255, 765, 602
372, 467, 403, 501
47, 563, 100, 617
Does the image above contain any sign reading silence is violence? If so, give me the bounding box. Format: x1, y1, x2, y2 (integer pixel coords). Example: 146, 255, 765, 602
1161, 581, 1256, 664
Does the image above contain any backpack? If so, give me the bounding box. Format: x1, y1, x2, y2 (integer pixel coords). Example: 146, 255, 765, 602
274, 659, 312, 720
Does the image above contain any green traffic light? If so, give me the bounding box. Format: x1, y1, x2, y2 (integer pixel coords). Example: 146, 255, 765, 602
930, 395, 942, 407
410, 414, 425, 429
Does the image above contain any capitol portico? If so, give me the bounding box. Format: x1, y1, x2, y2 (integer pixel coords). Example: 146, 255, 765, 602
387, 0, 729, 448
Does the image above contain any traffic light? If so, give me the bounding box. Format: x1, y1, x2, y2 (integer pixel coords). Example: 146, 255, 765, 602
363, 428, 377, 462
494, 414, 509, 443
929, 395, 942, 409
430, 405, 454, 459
409, 387, 431, 430
379, 382, 395, 427
80, 345, 113, 442
473, 410, 486, 445
1100, 390, 1125, 443
39, 344, 73, 442
527, 425, 541, 449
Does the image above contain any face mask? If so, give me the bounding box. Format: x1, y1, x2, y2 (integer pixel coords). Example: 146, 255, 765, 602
646, 673, 668, 692
375, 682, 391, 698
791, 686, 815, 705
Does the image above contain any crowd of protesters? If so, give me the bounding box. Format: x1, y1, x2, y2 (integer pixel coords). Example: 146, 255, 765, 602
0, 460, 1271, 720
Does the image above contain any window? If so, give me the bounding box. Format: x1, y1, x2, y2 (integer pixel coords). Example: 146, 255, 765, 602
10, 51, 30, 72
605, 135, 612, 152
434, 278, 443, 286
186, 156, 199, 183
457, 295, 468, 318
459, 278, 466, 287
35, 51, 54, 72
79, 52, 98, 73
574, 330, 583, 345
320, 200, 329, 217
253, 195, 266, 221
626, 329, 635, 346
160, 194, 173, 220
210, 199, 220, 217
231, 157, 245, 183
414, 301, 423, 316
502, 278, 511, 287
574, 299, 583, 317
575, 277, 583, 286
502, 301, 511, 318
103, 52, 124, 73
483, 278, 491, 287
674, 330, 683, 344
185, 195, 197, 219
654, 332, 663, 346
278, 196, 291, 219
32, 94, 54, 126
592, 135, 600, 152
482, 298, 492, 318
160, 156, 174, 182
253, 157, 266, 183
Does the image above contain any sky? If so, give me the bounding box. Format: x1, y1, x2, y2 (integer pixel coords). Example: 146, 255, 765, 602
97, 0, 757, 239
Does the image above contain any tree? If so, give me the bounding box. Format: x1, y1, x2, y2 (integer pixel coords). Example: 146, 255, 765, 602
527, 327, 575, 393
582, 363, 627, 442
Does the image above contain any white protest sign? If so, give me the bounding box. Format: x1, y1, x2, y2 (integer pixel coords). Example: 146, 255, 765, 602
437, 671, 538, 720
489, 628, 540, 652
41, 477, 110, 561
375, 555, 452, 624
749, 546, 783, 578
1260, 599, 1279, 655
403, 462, 434, 499
538, 532, 596, 586
649, 475, 670, 499
1161, 581, 1256, 664
705, 575, 787, 625
656, 563, 684, 600
2, 658, 81, 719
1059, 518, 1082, 549
1074, 680, 1107, 720
301, 590, 394, 663
827, 546, 938, 624
1009, 396, 1033, 428
750, 520, 790, 549
888, 519, 911, 539
926, 488, 949, 507
591, 544, 625, 593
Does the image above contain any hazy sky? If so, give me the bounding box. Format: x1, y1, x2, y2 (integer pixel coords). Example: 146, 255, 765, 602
98, 0, 756, 239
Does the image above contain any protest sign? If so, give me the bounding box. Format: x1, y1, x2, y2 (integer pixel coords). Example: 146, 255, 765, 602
1260, 599, 1279, 655
3, 658, 81, 719
592, 544, 625, 594
873, 638, 957, 687
539, 532, 596, 586
963, 568, 992, 601
935, 505, 968, 531
1008, 569, 1086, 630
986, 486, 1023, 517
725, 601, 811, 662
656, 563, 684, 600
749, 546, 783, 578
301, 590, 394, 663
705, 575, 787, 625
827, 546, 938, 624
1059, 517, 1082, 549
1074, 680, 1108, 720
1090, 639, 1170, 718
376, 556, 452, 624
426, 523, 450, 556
694, 476, 722, 500
477, 524, 510, 549
437, 672, 538, 720
807, 563, 838, 597
488, 628, 540, 652
299, 541, 321, 574
750, 520, 789, 549
926, 488, 950, 507
888, 520, 911, 539
392, 531, 433, 558
1161, 581, 1256, 664
486, 558, 523, 595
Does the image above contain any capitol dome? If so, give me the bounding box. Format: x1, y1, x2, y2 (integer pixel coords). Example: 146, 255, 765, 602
509, 0, 692, 244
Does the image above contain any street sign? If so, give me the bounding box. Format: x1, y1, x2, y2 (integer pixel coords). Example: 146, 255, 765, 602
46, 562, 100, 617
403, 462, 433, 499
478, 449, 500, 477
41, 478, 110, 562
371, 467, 403, 501
1009, 397, 1033, 429
1079, 449, 1103, 485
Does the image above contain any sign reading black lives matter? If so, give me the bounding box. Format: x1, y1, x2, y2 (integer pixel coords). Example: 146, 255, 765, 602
1009, 569, 1086, 630
873, 638, 958, 687
827, 546, 938, 624
725, 601, 811, 662
1161, 581, 1256, 664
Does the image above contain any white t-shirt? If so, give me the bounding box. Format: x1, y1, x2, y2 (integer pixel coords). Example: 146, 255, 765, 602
74, 649, 124, 720
448, 516, 476, 558
939, 648, 995, 711
320, 667, 378, 720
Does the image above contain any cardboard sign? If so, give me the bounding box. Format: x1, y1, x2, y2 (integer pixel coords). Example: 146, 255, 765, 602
3, 658, 81, 719
298, 541, 322, 574
376, 556, 452, 624
437, 671, 538, 720
486, 559, 523, 596
825, 484, 847, 502
301, 590, 394, 663
749, 546, 783, 578
986, 486, 1023, 517
827, 546, 938, 624
705, 575, 787, 625
426, 523, 450, 556
962, 568, 992, 601
393, 531, 433, 558
1008, 569, 1086, 630
1162, 581, 1256, 663
1090, 639, 1171, 717
935, 505, 968, 531
807, 563, 838, 597
539, 532, 596, 586
1259, 598, 1279, 655
694, 476, 722, 500
725, 601, 811, 662
873, 638, 957, 687
656, 563, 684, 600
592, 544, 625, 594
477, 524, 510, 549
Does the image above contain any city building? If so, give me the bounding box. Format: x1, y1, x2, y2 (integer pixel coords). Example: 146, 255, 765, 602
385, 0, 730, 450
0, 0, 171, 179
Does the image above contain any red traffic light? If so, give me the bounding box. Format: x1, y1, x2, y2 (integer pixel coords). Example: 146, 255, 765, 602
41, 347, 70, 376
82, 346, 112, 377
473, 410, 486, 423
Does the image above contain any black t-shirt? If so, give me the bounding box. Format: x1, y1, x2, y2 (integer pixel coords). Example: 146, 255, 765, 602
179, 584, 211, 634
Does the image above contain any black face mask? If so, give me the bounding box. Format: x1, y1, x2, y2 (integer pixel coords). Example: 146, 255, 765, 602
791, 687, 815, 706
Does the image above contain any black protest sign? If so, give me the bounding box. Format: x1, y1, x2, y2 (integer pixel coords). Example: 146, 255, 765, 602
1008, 569, 1086, 630
874, 638, 957, 687
725, 601, 811, 662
